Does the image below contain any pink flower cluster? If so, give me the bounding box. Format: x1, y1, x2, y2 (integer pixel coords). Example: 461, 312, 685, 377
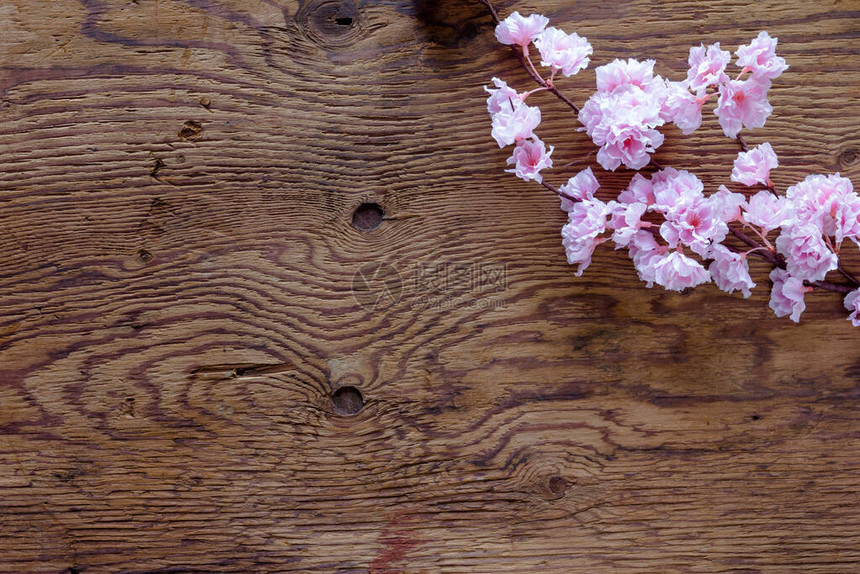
577, 33, 786, 171
687, 32, 787, 140
559, 145, 860, 324
560, 167, 745, 293
485, 13, 592, 183
578, 59, 666, 171
484, 8, 860, 326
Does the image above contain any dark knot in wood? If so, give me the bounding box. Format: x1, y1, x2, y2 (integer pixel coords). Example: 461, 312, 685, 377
838, 147, 858, 168
298, 0, 361, 46
352, 203, 384, 232
331, 385, 364, 416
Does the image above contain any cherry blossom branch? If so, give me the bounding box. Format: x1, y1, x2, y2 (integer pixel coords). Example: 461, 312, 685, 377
478, 0, 581, 114
482, 3, 860, 323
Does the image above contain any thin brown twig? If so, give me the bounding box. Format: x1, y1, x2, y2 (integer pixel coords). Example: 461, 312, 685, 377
648, 158, 664, 171
811, 280, 853, 294
539, 179, 577, 203
477, 0, 500, 24
838, 262, 860, 286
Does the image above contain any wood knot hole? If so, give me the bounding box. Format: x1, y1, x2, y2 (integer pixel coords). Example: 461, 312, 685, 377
352, 203, 384, 231
838, 147, 858, 168
548, 476, 568, 497
303, 0, 361, 43
332, 386, 364, 416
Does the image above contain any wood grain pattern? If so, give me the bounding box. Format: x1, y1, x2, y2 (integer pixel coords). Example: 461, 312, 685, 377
1, 0, 859, 572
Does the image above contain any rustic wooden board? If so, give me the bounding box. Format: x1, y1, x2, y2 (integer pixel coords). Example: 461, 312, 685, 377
1, 0, 859, 572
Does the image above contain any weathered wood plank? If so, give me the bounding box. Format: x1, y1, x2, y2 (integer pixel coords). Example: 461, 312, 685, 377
1, 0, 859, 572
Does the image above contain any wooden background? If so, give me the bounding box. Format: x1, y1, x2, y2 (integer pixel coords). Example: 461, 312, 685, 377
1, 0, 859, 572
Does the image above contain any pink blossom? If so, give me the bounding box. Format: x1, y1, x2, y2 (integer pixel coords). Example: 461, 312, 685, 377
709, 185, 747, 223
506, 138, 554, 183
534, 27, 592, 77
662, 80, 703, 135
715, 77, 773, 138
595, 58, 660, 94
650, 168, 705, 217
742, 190, 790, 235
786, 173, 860, 246
731, 142, 778, 187
769, 268, 809, 323
775, 223, 838, 282
561, 198, 614, 276
494, 12, 549, 48
618, 173, 656, 206
628, 230, 665, 288
610, 201, 648, 248
652, 250, 711, 292
629, 229, 660, 254
485, 77, 522, 116
660, 198, 728, 256
708, 244, 755, 298
831, 197, 860, 248
491, 101, 541, 148
844, 288, 860, 327
595, 124, 664, 171
559, 167, 600, 211
686, 43, 730, 94
735, 31, 788, 81
581, 59, 669, 170
561, 236, 600, 276
579, 85, 665, 171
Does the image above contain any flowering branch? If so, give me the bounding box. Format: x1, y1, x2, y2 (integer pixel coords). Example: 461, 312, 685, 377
481, 1, 860, 325
479, 0, 581, 114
